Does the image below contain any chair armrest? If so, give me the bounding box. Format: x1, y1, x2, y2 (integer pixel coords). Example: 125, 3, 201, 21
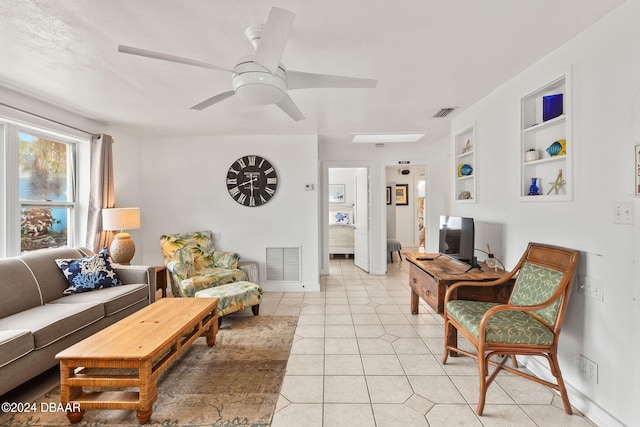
113, 265, 156, 303
444, 274, 515, 305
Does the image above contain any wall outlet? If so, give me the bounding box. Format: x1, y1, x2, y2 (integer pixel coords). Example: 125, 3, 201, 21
613, 201, 634, 224
577, 275, 604, 301
575, 354, 598, 384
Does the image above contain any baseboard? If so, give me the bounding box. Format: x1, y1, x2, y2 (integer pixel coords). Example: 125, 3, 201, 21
520, 356, 625, 427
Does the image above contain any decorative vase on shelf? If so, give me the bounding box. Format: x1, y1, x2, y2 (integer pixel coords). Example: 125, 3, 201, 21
525, 149, 539, 162
528, 178, 540, 195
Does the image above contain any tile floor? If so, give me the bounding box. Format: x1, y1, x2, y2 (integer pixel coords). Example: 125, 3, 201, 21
258, 257, 597, 427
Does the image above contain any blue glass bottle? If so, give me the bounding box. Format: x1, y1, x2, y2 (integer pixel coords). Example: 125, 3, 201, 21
528, 178, 540, 195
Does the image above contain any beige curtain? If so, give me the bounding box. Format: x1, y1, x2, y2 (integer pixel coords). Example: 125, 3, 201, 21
86, 134, 116, 252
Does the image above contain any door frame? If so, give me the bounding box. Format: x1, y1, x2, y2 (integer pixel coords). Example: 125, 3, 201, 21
321, 161, 384, 275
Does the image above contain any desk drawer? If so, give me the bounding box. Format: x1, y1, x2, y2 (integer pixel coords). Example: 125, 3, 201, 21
409, 264, 439, 313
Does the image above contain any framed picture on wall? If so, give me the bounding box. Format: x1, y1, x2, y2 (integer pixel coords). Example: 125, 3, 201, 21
396, 184, 409, 205
329, 184, 346, 203
386, 186, 392, 205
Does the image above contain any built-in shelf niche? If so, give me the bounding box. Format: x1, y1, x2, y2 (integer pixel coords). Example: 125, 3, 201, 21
453, 124, 476, 203
520, 74, 572, 201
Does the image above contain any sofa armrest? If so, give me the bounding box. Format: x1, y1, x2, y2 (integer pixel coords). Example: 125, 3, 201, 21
113, 265, 156, 304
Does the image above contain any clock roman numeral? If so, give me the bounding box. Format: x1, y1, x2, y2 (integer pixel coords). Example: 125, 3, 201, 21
264, 187, 275, 196
249, 196, 256, 207
267, 177, 277, 185
229, 186, 240, 196
248, 155, 256, 166
236, 193, 247, 205
227, 178, 237, 185
264, 166, 274, 175
237, 158, 246, 168
258, 158, 265, 168
260, 194, 267, 204
229, 167, 239, 175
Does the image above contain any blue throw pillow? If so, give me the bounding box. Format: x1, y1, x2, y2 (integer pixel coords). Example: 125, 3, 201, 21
56, 248, 122, 295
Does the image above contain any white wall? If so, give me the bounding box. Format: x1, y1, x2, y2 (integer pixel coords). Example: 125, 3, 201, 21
135, 134, 320, 291
438, 3, 640, 425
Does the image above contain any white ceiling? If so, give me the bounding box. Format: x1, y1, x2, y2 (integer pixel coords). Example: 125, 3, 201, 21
0, 0, 624, 144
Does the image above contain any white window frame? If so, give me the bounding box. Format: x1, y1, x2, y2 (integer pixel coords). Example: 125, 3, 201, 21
1, 110, 90, 257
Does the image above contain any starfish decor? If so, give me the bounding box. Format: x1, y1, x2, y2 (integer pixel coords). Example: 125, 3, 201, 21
547, 169, 566, 195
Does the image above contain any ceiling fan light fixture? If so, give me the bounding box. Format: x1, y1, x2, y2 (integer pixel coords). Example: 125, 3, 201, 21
232, 59, 287, 104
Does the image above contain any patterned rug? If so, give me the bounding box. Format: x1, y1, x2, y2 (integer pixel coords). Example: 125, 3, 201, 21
1, 315, 298, 427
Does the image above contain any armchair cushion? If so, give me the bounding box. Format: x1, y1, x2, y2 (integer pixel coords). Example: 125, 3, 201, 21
178, 267, 247, 298
510, 262, 564, 326
446, 300, 554, 345
213, 250, 240, 269
194, 281, 262, 317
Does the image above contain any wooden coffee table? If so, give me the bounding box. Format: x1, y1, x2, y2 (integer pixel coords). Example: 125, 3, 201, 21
56, 298, 219, 425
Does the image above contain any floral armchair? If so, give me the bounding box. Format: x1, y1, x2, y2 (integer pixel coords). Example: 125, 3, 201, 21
160, 230, 247, 297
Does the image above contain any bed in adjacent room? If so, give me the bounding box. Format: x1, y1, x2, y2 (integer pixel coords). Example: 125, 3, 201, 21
328, 206, 354, 257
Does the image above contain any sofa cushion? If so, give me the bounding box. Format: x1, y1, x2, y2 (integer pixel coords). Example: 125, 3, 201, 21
49, 283, 149, 316
19, 247, 88, 303
0, 258, 43, 318
0, 302, 103, 349
56, 247, 122, 295
0, 330, 34, 368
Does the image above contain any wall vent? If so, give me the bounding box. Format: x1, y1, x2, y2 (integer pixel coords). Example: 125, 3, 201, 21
433, 107, 456, 118
266, 247, 301, 282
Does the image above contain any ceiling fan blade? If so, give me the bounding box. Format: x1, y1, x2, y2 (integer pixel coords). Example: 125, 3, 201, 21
275, 94, 305, 121
190, 91, 236, 110
287, 70, 377, 90
253, 7, 295, 74
118, 45, 232, 73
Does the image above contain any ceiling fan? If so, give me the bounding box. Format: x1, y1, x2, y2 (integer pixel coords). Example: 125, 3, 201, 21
118, 7, 377, 121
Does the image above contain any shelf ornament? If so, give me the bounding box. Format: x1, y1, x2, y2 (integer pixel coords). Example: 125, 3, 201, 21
546, 139, 566, 157
462, 139, 472, 154
457, 163, 473, 177
547, 169, 566, 195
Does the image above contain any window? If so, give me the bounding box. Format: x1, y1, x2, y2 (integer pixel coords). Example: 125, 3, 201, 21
19, 131, 76, 252
1, 114, 89, 257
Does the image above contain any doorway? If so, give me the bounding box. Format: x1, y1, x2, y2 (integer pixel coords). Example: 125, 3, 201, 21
327, 167, 369, 272
385, 165, 426, 255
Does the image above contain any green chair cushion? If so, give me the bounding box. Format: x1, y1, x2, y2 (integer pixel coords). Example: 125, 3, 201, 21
446, 300, 554, 345
510, 262, 564, 326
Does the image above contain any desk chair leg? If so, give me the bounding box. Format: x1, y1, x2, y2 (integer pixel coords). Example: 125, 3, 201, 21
397, 250, 402, 261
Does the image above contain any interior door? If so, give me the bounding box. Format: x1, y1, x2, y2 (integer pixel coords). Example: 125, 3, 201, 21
354, 168, 369, 272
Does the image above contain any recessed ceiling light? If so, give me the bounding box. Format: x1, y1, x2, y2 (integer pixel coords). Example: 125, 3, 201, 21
351, 133, 426, 144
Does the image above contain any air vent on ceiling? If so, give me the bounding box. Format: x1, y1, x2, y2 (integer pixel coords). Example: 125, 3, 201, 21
433, 107, 456, 118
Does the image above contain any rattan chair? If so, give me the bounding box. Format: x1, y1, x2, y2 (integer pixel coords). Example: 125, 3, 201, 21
442, 242, 579, 415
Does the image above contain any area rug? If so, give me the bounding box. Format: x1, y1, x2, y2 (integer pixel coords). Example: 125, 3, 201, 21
0, 315, 298, 427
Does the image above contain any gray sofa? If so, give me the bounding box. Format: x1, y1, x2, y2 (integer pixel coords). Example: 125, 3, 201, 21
0, 247, 156, 397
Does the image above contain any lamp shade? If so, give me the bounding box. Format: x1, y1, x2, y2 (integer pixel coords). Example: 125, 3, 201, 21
102, 208, 141, 231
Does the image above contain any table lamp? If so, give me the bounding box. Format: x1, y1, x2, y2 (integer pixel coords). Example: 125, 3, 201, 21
102, 207, 141, 265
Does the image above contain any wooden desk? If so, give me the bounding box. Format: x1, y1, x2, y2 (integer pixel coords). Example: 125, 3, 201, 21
406, 253, 513, 315
56, 298, 218, 424
406, 253, 514, 355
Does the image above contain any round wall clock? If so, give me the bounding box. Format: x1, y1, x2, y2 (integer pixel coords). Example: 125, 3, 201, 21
226, 155, 278, 207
